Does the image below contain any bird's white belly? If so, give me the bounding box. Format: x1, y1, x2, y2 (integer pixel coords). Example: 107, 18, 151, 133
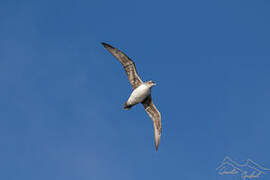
127, 84, 150, 105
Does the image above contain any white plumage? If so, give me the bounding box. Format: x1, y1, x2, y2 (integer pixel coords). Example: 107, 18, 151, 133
126, 83, 151, 106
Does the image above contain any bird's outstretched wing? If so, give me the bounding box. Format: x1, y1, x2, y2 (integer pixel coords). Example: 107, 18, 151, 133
142, 96, 161, 151
102, 42, 143, 90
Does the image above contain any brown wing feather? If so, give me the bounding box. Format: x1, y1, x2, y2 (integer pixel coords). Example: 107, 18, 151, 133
142, 96, 162, 151
102, 42, 143, 89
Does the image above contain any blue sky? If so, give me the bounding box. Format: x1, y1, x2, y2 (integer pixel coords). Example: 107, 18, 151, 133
1, 0, 270, 180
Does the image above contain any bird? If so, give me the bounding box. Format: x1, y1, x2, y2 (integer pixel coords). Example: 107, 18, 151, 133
101, 42, 162, 151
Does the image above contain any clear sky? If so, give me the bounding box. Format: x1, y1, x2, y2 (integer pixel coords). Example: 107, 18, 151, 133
1, 0, 270, 180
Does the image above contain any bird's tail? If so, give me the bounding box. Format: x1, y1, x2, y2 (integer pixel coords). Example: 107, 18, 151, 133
124, 102, 132, 110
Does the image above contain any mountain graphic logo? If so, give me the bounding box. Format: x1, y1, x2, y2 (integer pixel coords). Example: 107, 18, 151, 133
216, 156, 270, 180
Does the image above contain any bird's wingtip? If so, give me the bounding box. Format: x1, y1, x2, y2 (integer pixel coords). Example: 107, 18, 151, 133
155, 145, 159, 151
154, 125, 161, 151
155, 139, 160, 151
101, 42, 113, 48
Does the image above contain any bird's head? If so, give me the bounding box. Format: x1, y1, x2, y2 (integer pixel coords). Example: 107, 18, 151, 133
146, 80, 156, 88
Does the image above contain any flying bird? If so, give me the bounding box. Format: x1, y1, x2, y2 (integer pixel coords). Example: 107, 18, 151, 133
101, 42, 162, 151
